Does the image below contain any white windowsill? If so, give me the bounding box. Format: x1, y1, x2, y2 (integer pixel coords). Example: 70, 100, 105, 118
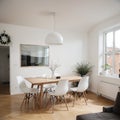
99, 74, 119, 79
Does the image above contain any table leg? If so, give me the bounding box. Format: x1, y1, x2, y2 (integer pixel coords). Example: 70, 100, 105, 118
39, 84, 43, 107
31, 84, 34, 88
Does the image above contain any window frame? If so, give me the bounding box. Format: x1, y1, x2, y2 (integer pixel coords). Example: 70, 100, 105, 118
103, 26, 120, 74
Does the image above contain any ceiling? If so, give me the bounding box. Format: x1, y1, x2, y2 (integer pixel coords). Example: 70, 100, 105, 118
0, 0, 120, 32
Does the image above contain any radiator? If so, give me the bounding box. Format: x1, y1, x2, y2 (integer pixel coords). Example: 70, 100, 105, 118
99, 81, 120, 101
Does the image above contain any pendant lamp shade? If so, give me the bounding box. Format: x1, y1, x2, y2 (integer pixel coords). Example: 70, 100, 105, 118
45, 12, 63, 45
45, 32, 63, 45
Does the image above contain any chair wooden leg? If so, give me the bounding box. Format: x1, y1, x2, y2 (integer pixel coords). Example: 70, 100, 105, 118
63, 95, 69, 111
73, 92, 77, 107
27, 96, 29, 110
31, 94, 35, 111
84, 91, 88, 100
20, 93, 40, 111
36, 93, 40, 109
46, 93, 70, 113
27, 93, 31, 110
31, 93, 39, 111
83, 92, 87, 105
68, 91, 72, 100
46, 95, 55, 113
43, 91, 48, 107
20, 95, 26, 110
51, 95, 55, 113
20, 93, 30, 111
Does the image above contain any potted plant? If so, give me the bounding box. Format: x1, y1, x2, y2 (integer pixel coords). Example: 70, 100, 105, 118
73, 62, 93, 86
101, 64, 112, 75
75, 62, 93, 76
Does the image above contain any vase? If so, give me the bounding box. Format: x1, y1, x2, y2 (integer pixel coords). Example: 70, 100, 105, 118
51, 70, 55, 78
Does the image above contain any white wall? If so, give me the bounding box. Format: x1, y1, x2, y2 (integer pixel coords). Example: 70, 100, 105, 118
88, 15, 120, 94
0, 23, 88, 95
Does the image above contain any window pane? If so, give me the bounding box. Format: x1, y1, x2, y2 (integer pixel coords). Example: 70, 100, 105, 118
106, 32, 113, 52
105, 54, 113, 68
114, 53, 120, 74
115, 30, 120, 51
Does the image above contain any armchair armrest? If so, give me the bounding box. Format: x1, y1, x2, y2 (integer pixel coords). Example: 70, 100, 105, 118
103, 106, 114, 113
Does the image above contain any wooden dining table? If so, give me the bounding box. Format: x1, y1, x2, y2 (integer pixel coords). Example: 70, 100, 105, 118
25, 76, 81, 107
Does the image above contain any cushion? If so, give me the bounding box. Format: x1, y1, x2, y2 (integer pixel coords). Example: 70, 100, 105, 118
113, 92, 120, 114
76, 112, 120, 120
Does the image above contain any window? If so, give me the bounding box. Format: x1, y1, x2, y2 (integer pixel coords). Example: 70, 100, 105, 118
104, 28, 120, 74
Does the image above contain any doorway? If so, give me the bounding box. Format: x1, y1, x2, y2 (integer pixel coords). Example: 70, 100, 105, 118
0, 46, 10, 94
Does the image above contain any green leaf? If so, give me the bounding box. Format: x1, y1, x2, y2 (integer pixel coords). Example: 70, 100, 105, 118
75, 62, 93, 76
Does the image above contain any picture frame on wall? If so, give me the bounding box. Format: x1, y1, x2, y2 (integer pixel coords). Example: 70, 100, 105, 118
20, 44, 49, 67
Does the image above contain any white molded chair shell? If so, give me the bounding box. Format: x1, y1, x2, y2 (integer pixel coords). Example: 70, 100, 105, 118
70, 76, 89, 106
17, 76, 39, 94
49, 79, 69, 96
68, 82, 74, 92
70, 76, 89, 92
42, 74, 57, 92
48, 79, 69, 112
77, 76, 89, 92
17, 76, 28, 92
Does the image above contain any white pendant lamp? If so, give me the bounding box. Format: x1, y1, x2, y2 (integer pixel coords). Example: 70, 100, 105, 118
45, 12, 63, 45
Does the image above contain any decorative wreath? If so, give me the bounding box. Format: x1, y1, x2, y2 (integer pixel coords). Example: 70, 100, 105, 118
0, 31, 11, 45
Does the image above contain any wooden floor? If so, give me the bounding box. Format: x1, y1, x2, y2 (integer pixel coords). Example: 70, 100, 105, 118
0, 83, 10, 95
0, 92, 114, 120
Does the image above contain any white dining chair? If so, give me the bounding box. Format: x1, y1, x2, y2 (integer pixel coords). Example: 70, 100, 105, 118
47, 79, 69, 113
17, 76, 39, 110
41, 74, 56, 96
70, 76, 89, 106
